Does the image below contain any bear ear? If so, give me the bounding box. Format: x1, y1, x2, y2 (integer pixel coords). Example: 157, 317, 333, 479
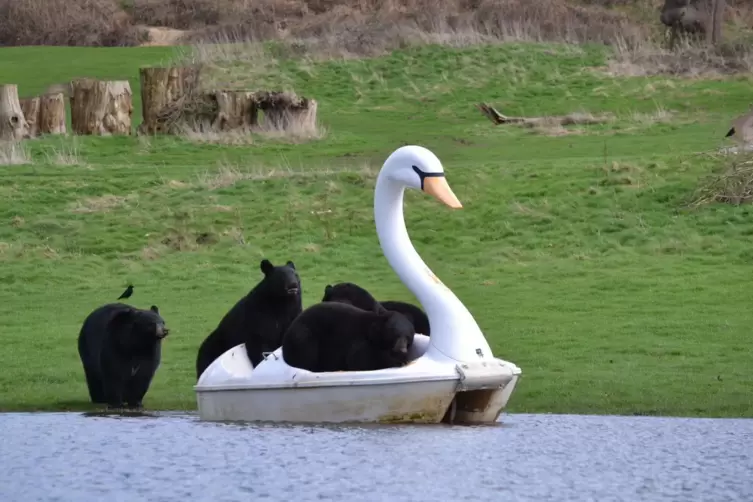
322, 284, 333, 300
260, 259, 274, 276
286, 260, 295, 270
150, 305, 160, 314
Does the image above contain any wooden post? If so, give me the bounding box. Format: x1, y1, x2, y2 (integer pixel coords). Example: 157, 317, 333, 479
255, 91, 318, 132
70, 79, 133, 136
20, 97, 40, 138
137, 66, 201, 135
710, 0, 725, 45
0, 84, 30, 141
38, 92, 67, 135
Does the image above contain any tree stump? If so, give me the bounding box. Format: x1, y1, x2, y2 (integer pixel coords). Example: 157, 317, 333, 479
70, 79, 133, 136
255, 91, 318, 132
137, 66, 201, 135
20, 96, 40, 138
0, 84, 30, 141
212, 90, 258, 130
38, 92, 67, 135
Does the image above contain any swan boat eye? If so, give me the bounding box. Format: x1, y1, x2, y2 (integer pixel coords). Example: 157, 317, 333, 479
412, 165, 444, 190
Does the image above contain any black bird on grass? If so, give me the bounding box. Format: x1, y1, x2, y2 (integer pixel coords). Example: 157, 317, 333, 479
117, 285, 134, 300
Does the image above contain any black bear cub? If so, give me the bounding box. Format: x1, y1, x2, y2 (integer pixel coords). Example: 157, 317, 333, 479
78, 303, 169, 410
282, 302, 414, 373
195, 259, 302, 379
322, 282, 431, 336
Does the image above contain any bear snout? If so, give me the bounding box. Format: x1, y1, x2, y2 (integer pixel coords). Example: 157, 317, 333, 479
392, 337, 408, 354
156, 325, 170, 339
286, 285, 300, 295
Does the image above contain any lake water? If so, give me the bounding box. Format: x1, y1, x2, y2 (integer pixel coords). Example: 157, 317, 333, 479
1, 412, 751, 502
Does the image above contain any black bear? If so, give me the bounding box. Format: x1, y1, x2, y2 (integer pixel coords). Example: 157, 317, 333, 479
321, 282, 431, 336
195, 258, 302, 379
282, 302, 414, 372
77, 303, 169, 409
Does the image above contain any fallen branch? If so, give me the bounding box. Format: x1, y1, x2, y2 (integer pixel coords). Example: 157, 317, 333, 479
689, 153, 753, 207
476, 103, 612, 128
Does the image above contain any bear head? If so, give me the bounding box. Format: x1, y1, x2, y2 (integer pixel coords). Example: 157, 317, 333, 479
321, 282, 384, 313
259, 259, 301, 299
110, 305, 170, 348
367, 311, 415, 362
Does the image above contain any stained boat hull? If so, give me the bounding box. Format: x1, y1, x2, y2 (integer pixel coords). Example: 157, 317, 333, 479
194, 336, 521, 425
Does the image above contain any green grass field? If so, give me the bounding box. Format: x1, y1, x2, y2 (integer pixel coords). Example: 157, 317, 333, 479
1, 41, 751, 417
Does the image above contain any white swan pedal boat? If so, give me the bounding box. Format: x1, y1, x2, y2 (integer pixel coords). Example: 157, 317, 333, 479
195, 145, 523, 424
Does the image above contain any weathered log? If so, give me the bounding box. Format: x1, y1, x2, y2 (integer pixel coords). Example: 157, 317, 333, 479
476, 103, 612, 128
137, 66, 201, 135
0, 84, 30, 141
255, 91, 318, 132
38, 92, 67, 135
70, 79, 132, 136
20, 96, 40, 138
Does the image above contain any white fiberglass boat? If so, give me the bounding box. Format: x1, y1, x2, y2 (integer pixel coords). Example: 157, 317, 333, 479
195, 145, 522, 424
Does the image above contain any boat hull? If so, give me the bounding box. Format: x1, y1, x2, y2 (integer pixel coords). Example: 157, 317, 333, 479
194, 340, 521, 425
197, 378, 459, 424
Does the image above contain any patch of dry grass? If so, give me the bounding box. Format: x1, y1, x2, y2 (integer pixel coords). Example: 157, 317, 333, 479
608, 36, 753, 77
255, 111, 328, 142
195, 160, 376, 190
42, 139, 85, 166
68, 194, 135, 214
629, 105, 674, 125
510, 112, 614, 136
178, 119, 327, 145
178, 124, 257, 145
0, 0, 142, 47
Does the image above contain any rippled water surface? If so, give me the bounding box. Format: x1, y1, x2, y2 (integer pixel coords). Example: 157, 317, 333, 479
1, 412, 752, 502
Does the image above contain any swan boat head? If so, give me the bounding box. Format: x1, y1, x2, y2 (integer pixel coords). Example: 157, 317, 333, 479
374, 146, 496, 364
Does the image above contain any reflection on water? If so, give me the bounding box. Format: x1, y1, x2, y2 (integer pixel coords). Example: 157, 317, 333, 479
1, 412, 752, 502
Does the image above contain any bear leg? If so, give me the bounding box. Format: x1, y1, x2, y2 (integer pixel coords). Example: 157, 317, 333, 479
124, 362, 157, 409
82, 365, 107, 404
244, 337, 266, 367
101, 370, 127, 409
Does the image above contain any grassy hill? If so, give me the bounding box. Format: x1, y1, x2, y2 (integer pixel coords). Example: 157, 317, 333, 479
0, 38, 751, 417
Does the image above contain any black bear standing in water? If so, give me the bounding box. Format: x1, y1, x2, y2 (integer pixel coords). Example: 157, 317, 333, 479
195, 259, 302, 379
321, 282, 431, 336
78, 303, 170, 409
282, 302, 414, 373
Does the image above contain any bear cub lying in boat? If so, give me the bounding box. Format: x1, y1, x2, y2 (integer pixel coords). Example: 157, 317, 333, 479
282, 302, 415, 372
